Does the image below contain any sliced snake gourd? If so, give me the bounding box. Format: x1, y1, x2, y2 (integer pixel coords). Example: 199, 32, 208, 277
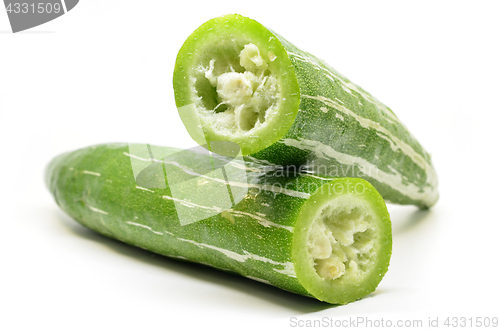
46, 143, 392, 304
173, 14, 438, 208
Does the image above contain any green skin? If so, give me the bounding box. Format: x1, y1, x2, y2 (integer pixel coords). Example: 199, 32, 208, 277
173, 14, 438, 208
46, 143, 392, 304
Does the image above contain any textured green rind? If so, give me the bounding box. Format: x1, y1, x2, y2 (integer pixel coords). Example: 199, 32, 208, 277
46, 143, 392, 304
173, 14, 438, 208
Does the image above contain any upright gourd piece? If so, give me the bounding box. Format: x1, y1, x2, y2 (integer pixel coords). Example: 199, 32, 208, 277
173, 14, 438, 208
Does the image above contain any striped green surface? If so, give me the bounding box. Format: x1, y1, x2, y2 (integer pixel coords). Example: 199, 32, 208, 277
173, 14, 438, 208
45, 143, 392, 304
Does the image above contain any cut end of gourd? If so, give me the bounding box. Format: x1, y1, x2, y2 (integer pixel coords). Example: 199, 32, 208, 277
307, 195, 377, 282
292, 178, 392, 304
174, 14, 300, 155
192, 43, 280, 135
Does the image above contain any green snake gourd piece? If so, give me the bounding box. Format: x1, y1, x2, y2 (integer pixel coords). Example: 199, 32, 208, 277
173, 14, 438, 208
46, 143, 392, 304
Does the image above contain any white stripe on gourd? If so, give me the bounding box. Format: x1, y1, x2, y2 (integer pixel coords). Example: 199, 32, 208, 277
301, 94, 437, 188
162, 195, 294, 232
287, 51, 401, 124
282, 138, 438, 207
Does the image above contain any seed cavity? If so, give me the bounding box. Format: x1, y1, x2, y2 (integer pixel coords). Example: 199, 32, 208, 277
193, 42, 280, 136
307, 195, 377, 281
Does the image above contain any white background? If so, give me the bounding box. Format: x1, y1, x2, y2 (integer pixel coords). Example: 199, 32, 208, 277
1, 1, 499, 330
